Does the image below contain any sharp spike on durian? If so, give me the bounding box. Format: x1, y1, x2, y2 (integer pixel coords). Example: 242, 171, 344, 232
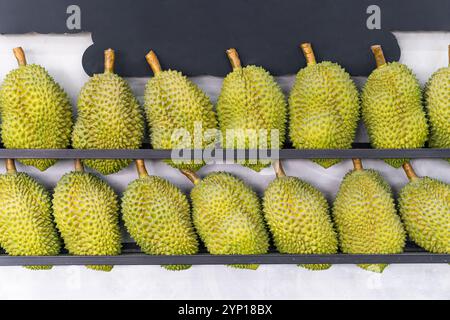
371, 45, 387, 68
104, 48, 115, 73
146, 50, 162, 75
13, 47, 27, 66
226, 48, 242, 70
135, 160, 149, 178
301, 43, 317, 65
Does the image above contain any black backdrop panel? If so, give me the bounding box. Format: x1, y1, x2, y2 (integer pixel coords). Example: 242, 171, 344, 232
0, 0, 448, 77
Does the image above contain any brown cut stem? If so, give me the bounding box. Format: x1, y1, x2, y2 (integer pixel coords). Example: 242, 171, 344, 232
301, 43, 317, 66
13, 47, 27, 66
74, 159, 84, 172
226, 48, 242, 70
135, 160, 149, 178
145, 50, 162, 75
352, 159, 363, 171
371, 45, 387, 68
104, 48, 115, 73
180, 169, 201, 185
5, 159, 16, 174
402, 162, 419, 181
273, 160, 286, 178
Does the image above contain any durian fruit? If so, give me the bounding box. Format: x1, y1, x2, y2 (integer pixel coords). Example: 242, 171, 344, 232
0, 159, 60, 269
217, 48, 287, 172
424, 45, 450, 160
289, 43, 360, 168
361, 45, 428, 168
52, 159, 121, 271
144, 51, 217, 171
72, 49, 144, 175
398, 162, 449, 254
182, 169, 269, 269
0, 48, 73, 171
122, 160, 198, 271
332, 159, 406, 273
263, 161, 338, 270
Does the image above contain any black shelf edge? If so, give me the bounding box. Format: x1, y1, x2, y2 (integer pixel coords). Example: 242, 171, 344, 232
0, 252, 447, 266
0, 146, 448, 160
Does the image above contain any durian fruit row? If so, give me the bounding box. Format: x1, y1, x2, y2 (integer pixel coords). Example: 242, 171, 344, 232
0, 44, 448, 174
0, 157, 447, 273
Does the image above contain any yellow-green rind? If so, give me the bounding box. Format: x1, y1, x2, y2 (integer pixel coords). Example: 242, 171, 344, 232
72, 72, 144, 175
398, 177, 449, 254
361, 62, 428, 168
52, 171, 121, 272
0, 64, 73, 171
289, 62, 360, 168
0, 172, 61, 269
424, 66, 450, 163
191, 172, 269, 270
144, 70, 217, 171
122, 175, 198, 271
263, 176, 338, 271
217, 66, 287, 172
332, 169, 406, 273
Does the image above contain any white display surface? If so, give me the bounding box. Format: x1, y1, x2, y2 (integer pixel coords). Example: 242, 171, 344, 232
0, 33, 448, 300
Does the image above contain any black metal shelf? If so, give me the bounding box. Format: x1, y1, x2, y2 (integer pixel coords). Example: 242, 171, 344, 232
0, 243, 448, 266
0, 144, 449, 159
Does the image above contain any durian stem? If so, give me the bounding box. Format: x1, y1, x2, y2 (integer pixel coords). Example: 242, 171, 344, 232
352, 159, 363, 171
226, 48, 242, 70
146, 50, 162, 75
273, 160, 286, 178
74, 159, 84, 172
5, 159, 16, 174
371, 45, 387, 68
104, 48, 115, 73
13, 47, 27, 66
402, 162, 419, 181
135, 160, 149, 178
448, 44, 450, 66
180, 169, 201, 185
301, 43, 317, 66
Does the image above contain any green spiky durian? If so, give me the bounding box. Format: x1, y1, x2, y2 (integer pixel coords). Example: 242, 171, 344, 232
332, 159, 406, 273
143, 51, 217, 172
217, 49, 287, 172
398, 163, 449, 254
263, 161, 338, 270
361, 45, 428, 168
122, 160, 198, 271
289, 43, 360, 168
0, 48, 73, 171
72, 49, 144, 175
0, 160, 60, 269
183, 170, 269, 269
424, 46, 450, 160
52, 160, 121, 271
